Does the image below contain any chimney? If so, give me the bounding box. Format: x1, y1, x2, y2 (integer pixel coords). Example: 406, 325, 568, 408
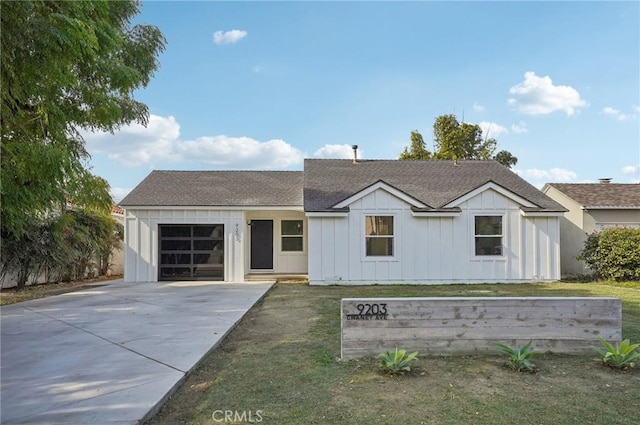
351, 145, 358, 164
598, 178, 612, 184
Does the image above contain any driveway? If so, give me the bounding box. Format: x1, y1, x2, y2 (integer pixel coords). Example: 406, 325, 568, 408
0, 279, 273, 424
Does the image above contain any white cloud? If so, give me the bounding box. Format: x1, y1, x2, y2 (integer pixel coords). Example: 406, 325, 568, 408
110, 187, 133, 203
473, 102, 485, 112
601, 106, 635, 121
633, 105, 640, 113
515, 167, 578, 183
85, 115, 180, 167
252, 65, 263, 73
84, 114, 303, 169
314, 144, 362, 159
213, 29, 247, 45
508, 71, 587, 116
477, 121, 527, 138
176, 136, 303, 169
622, 165, 639, 175
510, 121, 528, 134
478, 121, 509, 138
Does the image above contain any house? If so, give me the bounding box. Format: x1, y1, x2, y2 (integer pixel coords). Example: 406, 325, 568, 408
542, 181, 640, 277
120, 158, 566, 285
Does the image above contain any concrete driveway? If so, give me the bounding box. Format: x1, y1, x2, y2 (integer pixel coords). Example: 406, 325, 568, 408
0, 279, 273, 424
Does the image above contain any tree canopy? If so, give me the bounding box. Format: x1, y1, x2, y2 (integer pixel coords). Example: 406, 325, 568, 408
1, 0, 166, 237
399, 114, 518, 168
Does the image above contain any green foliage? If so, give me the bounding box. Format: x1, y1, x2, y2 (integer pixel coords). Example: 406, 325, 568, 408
592, 338, 640, 370
494, 150, 518, 168
398, 114, 517, 168
577, 227, 640, 281
495, 341, 540, 372
378, 347, 419, 375
399, 131, 431, 160
0, 209, 124, 288
1, 0, 165, 238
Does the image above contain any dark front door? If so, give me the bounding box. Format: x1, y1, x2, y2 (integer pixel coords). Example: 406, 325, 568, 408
250, 220, 273, 270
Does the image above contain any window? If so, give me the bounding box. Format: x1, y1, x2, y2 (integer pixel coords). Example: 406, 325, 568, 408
281, 220, 303, 252
474, 216, 503, 256
365, 216, 394, 256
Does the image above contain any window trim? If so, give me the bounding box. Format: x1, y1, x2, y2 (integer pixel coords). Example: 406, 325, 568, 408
363, 214, 396, 259
280, 219, 304, 254
473, 214, 505, 258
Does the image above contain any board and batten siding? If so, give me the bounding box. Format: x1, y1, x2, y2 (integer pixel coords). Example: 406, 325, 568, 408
307, 188, 560, 284
124, 209, 245, 283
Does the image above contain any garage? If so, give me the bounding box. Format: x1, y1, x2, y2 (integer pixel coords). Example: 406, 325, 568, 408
158, 224, 224, 281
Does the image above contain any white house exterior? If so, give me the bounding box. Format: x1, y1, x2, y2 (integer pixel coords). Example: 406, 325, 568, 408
121, 159, 566, 284
305, 159, 565, 284
542, 182, 640, 277
120, 171, 306, 283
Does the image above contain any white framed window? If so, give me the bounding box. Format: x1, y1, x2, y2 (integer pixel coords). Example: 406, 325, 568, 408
365, 215, 394, 257
474, 215, 503, 256
281, 220, 303, 252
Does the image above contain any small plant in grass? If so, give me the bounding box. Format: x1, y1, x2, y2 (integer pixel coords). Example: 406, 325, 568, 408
378, 347, 419, 375
495, 341, 540, 372
592, 338, 640, 370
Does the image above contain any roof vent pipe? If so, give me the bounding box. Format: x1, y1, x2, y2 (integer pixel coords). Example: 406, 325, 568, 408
598, 178, 612, 184
352, 145, 358, 164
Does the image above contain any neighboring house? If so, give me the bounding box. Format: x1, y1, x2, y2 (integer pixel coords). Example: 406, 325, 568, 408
121, 158, 566, 285
542, 181, 640, 277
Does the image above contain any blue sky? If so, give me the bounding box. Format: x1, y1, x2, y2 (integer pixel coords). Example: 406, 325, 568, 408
83, 1, 640, 202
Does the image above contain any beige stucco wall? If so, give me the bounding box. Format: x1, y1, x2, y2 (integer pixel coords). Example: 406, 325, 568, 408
109, 213, 125, 276
542, 186, 588, 276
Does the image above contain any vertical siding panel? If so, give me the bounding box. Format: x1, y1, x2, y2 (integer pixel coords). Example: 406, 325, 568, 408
412, 216, 427, 280
440, 218, 454, 279
334, 218, 349, 280
427, 219, 441, 278
138, 219, 150, 282
321, 218, 335, 281
348, 211, 362, 280
308, 218, 322, 282
403, 210, 415, 280
451, 215, 465, 280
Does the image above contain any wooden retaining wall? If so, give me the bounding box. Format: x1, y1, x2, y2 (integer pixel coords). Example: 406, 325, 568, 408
341, 297, 622, 360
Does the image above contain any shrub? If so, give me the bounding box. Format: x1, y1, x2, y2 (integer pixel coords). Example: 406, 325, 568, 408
592, 338, 640, 370
378, 347, 419, 375
495, 341, 539, 372
577, 227, 640, 282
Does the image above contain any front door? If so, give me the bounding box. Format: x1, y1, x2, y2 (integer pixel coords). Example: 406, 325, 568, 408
250, 220, 273, 270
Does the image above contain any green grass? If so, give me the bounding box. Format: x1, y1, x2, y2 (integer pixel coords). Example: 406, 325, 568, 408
149, 282, 640, 425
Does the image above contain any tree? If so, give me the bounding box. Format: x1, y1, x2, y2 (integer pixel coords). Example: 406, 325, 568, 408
494, 150, 518, 168
399, 131, 431, 160
399, 114, 518, 168
1, 1, 166, 238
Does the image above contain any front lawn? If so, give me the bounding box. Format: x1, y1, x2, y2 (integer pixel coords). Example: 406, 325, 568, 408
148, 282, 640, 425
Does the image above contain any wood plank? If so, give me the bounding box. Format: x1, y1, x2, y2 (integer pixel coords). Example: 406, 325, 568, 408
341, 297, 622, 360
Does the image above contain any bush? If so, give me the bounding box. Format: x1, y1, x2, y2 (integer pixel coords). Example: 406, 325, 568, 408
577, 227, 640, 282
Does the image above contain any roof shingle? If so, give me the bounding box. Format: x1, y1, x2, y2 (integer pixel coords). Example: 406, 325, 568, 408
546, 183, 640, 209
120, 171, 303, 207
304, 159, 565, 212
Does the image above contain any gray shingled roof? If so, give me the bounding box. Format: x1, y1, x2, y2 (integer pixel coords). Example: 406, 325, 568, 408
546, 183, 640, 209
120, 171, 303, 206
304, 159, 566, 212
